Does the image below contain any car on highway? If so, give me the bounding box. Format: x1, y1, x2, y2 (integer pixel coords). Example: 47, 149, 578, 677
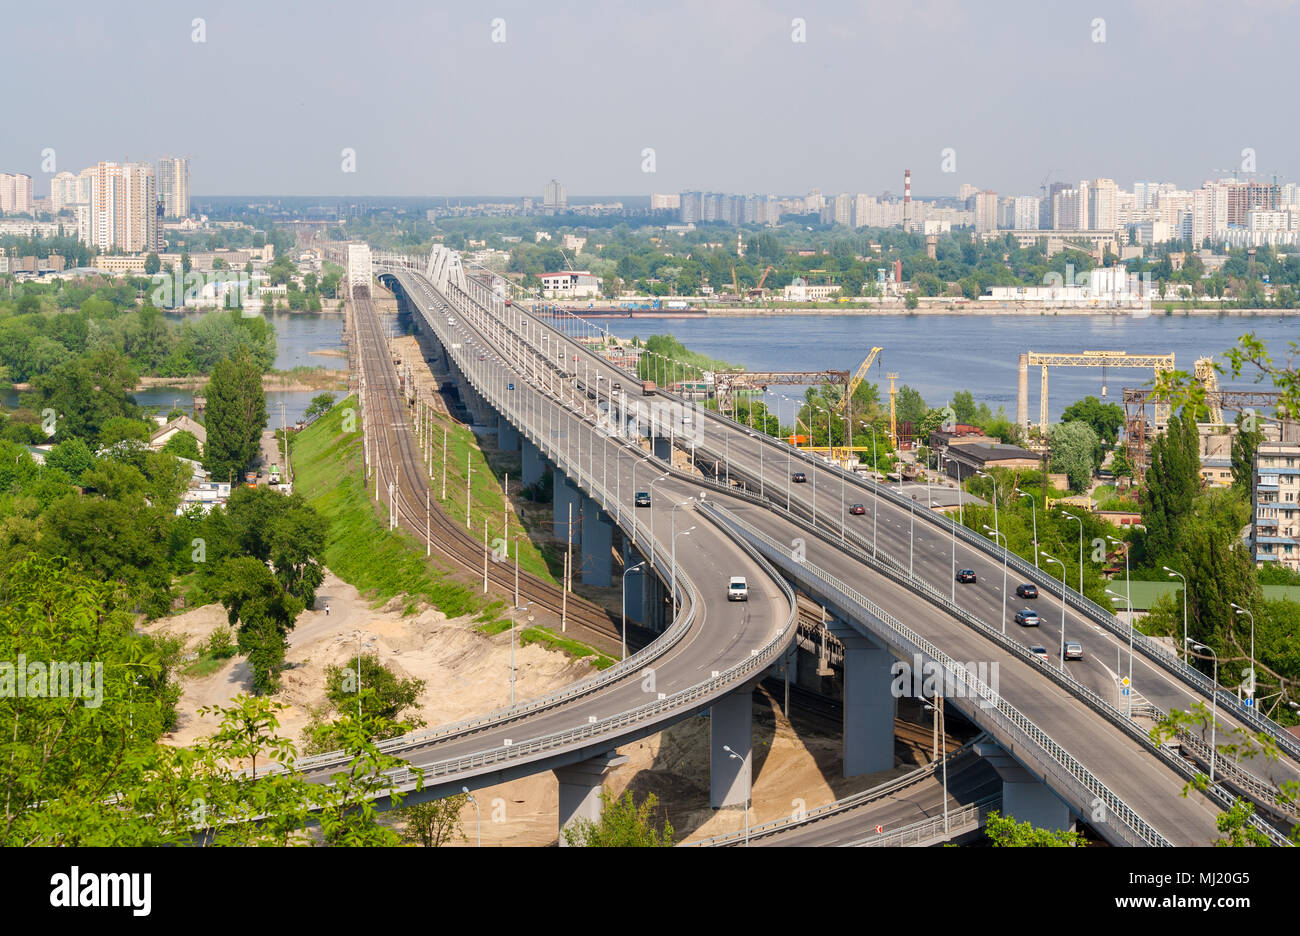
728, 576, 749, 601
1015, 583, 1039, 599
956, 569, 977, 583
1014, 608, 1041, 627
849, 503, 866, 515
792, 472, 807, 483
1064, 640, 1083, 661
635, 491, 651, 508
1029, 645, 1050, 663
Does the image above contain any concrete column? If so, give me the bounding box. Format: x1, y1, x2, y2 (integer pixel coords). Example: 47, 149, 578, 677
710, 688, 753, 810
553, 476, 580, 542
498, 418, 520, 452
652, 435, 672, 462
622, 540, 645, 625
581, 497, 613, 587
829, 622, 895, 777
975, 741, 1073, 832
554, 752, 629, 847
1017, 352, 1029, 437
521, 438, 544, 486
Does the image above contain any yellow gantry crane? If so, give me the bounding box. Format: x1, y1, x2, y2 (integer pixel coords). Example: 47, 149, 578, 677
835, 347, 883, 414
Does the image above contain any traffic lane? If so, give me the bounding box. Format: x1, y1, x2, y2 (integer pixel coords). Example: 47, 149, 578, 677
728, 501, 1223, 846
718, 438, 1300, 787
758, 759, 1001, 847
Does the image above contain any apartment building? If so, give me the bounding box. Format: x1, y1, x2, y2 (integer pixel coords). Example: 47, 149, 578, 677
1253, 439, 1300, 570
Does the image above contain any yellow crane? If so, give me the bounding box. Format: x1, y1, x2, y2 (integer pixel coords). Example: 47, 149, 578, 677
887, 372, 899, 448
835, 347, 883, 414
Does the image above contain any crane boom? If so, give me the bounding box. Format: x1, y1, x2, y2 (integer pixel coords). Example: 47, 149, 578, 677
835, 347, 883, 413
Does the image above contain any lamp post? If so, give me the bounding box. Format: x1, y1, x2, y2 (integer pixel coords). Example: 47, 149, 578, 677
1042, 553, 1067, 671
923, 699, 948, 835
671, 520, 696, 621
1230, 602, 1256, 705
864, 422, 879, 558
647, 472, 670, 549
978, 470, 1000, 545
1108, 527, 1143, 716
723, 744, 751, 847
622, 562, 646, 661
1186, 640, 1219, 783
1062, 512, 1084, 597
983, 525, 1009, 634
1165, 566, 1188, 664
461, 786, 481, 847
1016, 488, 1038, 569
509, 602, 534, 706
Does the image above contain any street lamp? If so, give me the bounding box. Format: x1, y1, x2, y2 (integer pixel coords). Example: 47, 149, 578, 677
1062, 512, 1084, 597
1230, 602, 1256, 705
722, 744, 751, 847
1016, 488, 1038, 569
1186, 639, 1219, 784
923, 699, 949, 835
1107, 527, 1144, 716
621, 561, 646, 660
461, 786, 481, 847
1165, 566, 1188, 664
509, 602, 534, 706
983, 524, 1009, 634
671, 521, 696, 621
1042, 553, 1067, 671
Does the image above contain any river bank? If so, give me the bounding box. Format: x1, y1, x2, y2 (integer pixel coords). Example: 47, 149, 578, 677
701, 304, 1296, 317
135, 367, 349, 394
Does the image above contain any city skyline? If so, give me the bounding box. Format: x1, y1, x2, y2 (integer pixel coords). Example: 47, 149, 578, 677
3, 0, 1300, 197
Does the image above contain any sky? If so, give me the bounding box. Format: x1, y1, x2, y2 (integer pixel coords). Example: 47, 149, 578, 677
2, 0, 1297, 199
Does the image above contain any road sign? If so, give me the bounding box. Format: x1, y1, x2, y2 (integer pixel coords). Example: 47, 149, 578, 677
875, 825, 883, 834
1122, 688, 1130, 696
1244, 698, 1254, 707
1120, 677, 1130, 687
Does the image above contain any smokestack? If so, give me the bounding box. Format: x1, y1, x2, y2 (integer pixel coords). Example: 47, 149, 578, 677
904, 169, 912, 229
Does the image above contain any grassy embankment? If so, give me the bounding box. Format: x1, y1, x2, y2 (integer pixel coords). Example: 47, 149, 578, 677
291, 395, 613, 667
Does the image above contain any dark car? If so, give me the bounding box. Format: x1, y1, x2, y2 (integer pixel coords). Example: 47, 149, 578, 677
634, 491, 651, 508
1014, 608, 1041, 627
1015, 583, 1039, 599
1029, 645, 1050, 663
956, 569, 977, 583
792, 472, 808, 483
850, 503, 866, 515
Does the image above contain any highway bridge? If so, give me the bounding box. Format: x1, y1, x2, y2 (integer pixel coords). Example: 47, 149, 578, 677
296, 246, 1299, 846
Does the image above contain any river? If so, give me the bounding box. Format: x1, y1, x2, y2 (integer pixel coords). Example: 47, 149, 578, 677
596, 312, 1300, 423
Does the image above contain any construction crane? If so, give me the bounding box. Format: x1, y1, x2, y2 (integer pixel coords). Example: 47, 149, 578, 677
1195, 357, 1224, 425
835, 347, 883, 414
747, 265, 775, 298
731, 264, 742, 300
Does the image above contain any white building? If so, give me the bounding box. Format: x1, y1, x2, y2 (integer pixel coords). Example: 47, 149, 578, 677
157, 156, 191, 219
0, 172, 34, 214
88, 162, 159, 252
1012, 196, 1040, 230
540, 271, 600, 298
543, 178, 566, 211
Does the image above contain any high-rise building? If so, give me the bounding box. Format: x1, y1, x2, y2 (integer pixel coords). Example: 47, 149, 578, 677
650, 193, 680, 211
0, 172, 34, 214
49, 171, 80, 213
1252, 437, 1300, 572
833, 192, 854, 227
157, 156, 190, 218
973, 190, 998, 233
1012, 195, 1040, 230
543, 178, 566, 212
1053, 188, 1083, 230
89, 161, 158, 252
1088, 178, 1118, 230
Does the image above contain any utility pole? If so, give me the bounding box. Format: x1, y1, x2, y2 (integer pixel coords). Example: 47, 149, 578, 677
425, 487, 431, 557
483, 519, 489, 593
442, 426, 447, 501
466, 451, 472, 529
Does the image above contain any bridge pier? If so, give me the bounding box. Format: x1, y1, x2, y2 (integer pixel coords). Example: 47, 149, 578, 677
710, 688, 754, 810
553, 476, 581, 543
622, 541, 646, 625
498, 417, 520, 452
652, 435, 672, 463
580, 497, 613, 587
829, 622, 896, 777
975, 741, 1073, 832
521, 438, 544, 486
554, 751, 628, 847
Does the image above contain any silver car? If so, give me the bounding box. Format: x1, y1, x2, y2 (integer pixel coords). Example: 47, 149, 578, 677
1064, 640, 1083, 661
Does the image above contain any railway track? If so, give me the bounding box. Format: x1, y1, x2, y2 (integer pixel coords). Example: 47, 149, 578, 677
351, 292, 629, 656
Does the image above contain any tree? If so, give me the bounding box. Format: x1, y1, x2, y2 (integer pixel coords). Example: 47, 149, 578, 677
44, 437, 94, 480
144, 252, 161, 275
984, 811, 1082, 846
323, 654, 425, 736
904, 291, 919, 310
216, 556, 303, 693
1061, 395, 1125, 446
1231, 410, 1264, 492
304, 392, 336, 421
1050, 421, 1100, 492
204, 347, 267, 482
160, 429, 201, 461
1142, 409, 1201, 569
562, 790, 674, 846
397, 795, 468, 846
894, 385, 928, 426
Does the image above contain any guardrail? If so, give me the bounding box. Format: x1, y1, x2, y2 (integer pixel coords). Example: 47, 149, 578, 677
509, 301, 1300, 767
700, 499, 1172, 848
693, 733, 990, 847
850, 795, 1001, 847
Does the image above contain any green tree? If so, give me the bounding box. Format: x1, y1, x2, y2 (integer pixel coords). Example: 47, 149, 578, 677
1231, 411, 1264, 492
323, 654, 425, 736
894, 385, 928, 426
216, 556, 303, 693
1142, 409, 1201, 569
160, 429, 201, 461
204, 347, 267, 482
562, 790, 674, 847
1050, 421, 1100, 492
984, 811, 1083, 846
397, 795, 468, 846
1061, 395, 1125, 446
144, 252, 161, 275
304, 392, 336, 421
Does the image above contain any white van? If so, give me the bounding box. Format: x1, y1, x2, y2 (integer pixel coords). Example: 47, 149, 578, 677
728, 576, 749, 601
